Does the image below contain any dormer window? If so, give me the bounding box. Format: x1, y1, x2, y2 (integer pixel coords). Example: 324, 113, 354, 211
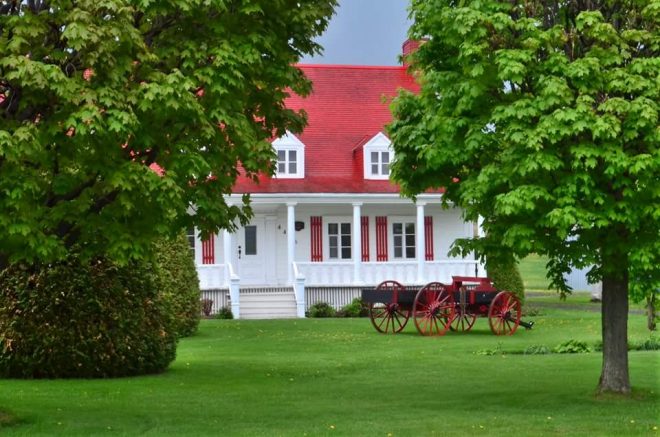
363, 132, 393, 180
370, 150, 390, 176
272, 131, 305, 178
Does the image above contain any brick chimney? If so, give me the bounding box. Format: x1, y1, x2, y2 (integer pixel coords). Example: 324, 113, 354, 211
402, 39, 423, 66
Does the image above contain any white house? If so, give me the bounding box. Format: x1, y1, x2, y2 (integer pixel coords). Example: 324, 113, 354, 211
195, 43, 485, 319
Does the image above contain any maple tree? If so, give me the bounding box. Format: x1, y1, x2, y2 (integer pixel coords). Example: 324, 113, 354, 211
390, 0, 658, 394
0, 0, 336, 265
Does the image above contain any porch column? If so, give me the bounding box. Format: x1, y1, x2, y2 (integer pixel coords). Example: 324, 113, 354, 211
352, 202, 362, 284
223, 229, 240, 318
223, 230, 232, 286
287, 202, 296, 283
416, 202, 426, 283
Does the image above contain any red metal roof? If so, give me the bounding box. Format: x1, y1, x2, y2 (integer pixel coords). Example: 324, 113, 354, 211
233, 64, 419, 194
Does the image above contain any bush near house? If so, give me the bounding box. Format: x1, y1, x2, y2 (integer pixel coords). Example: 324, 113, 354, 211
486, 258, 525, 303
0, 256, 177, 378
337, 298, 369, 318
154, 233, 200, 337
306, 302, 336, 318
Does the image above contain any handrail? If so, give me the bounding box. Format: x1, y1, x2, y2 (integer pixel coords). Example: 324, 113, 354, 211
292, 261, 305, 280
227, 262, 239, 280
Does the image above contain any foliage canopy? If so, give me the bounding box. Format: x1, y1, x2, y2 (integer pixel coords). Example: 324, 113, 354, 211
391, 0, 658, 291
0, 0, 336, 264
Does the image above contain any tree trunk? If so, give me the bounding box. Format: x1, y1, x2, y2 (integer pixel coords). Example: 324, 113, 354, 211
647, 294, 657, 332
597, 259, 631, 394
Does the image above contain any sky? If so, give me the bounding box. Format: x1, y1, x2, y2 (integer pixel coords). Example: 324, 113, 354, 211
300, 0, 412, 66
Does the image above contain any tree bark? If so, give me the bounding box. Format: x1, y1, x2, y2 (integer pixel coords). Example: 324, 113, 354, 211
647, 294, 657, 332
597, 255, 631, 394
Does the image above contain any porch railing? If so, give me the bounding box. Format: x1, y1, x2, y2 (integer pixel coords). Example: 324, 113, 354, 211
197, 263, 227, 289
296, 259, 482, 287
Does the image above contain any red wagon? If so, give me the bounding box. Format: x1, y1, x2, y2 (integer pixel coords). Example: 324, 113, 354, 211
361, 276, 532, 336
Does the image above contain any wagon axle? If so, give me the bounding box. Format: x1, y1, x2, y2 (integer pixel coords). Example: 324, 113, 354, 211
513, 317, 534, 330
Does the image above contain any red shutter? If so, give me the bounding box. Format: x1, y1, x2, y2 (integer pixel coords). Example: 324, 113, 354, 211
424, 216, 434, 261
202, 234, 215, 264
361, 216, 370, 261
311, 216, 323, 262
376, 216, 388, 261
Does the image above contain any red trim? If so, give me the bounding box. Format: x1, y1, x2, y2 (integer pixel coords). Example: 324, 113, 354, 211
376, 216, 388, 261
295, 64, 407, 71
424, 216, 434, 261
311, 216, 323, 262
202, 235, 215, 264
361, 216, 370, 261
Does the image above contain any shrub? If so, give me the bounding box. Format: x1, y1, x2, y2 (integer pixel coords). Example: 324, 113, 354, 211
486, 257, 525, 303
0, 256, 177, 378
306, 302, 336, 318
154, 233, 200, 337
523, 345, 551, 355
337, 298, 368, 318
215, 306, 234, 320
595, 336, 660, 352
553, 340, 591, 354
200, 299, 214, 317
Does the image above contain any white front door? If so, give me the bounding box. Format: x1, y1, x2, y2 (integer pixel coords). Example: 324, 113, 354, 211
238, 218, 267, 285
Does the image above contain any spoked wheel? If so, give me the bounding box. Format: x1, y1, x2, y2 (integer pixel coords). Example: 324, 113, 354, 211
449, 310, 477, 332
369, 280, 410, 334
488, 291, 522, 335
413, 282, 455, 336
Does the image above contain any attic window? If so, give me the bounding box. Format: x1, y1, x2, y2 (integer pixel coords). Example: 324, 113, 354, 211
363, 132, 394, 180
272, 131, 305, 179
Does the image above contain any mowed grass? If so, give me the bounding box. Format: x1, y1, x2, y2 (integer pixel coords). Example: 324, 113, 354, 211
519, 253, 553, 291
0, 308, 658, 436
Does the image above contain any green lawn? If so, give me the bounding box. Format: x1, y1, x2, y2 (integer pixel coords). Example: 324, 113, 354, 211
1, 308, 658, 436
519, 254, 553, 291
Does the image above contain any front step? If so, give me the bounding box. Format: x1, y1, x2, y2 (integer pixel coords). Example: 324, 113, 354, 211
239, 290, 298, 320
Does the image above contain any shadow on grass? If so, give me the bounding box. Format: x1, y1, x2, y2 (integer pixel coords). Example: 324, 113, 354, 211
0, 408, 21, 428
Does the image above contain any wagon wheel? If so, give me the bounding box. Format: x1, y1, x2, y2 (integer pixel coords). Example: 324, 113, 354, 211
413, 282, 455, 336
488, 291, 522, 335
449, 310, 477, 332
369, 280, 410, 334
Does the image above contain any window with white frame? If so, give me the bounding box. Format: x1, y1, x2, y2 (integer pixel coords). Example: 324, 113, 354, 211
328, 222, 352, 260
272, 131, 305, 178
363, 132, 394, 180
186, 226, 195, 259
392, 221, 415, 259
370, 150, 390, 176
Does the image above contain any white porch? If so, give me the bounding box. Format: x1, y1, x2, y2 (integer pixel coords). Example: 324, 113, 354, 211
194, 194, 485, 319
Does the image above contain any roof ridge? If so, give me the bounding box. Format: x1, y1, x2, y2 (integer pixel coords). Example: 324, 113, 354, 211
296, 64, 406, 71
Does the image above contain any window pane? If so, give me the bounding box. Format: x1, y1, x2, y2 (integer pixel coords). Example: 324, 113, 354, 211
278, 162, 285, 173
289, 150, 297, 161
342, 247, 351, 259
393, 223, 402, 234
371, 151, 379, 163
406, 235, 415, 247
289, 162, 297, 173
328, 223, 338, 234
341, 235, 351, 247
382, 162, 389, 175
278, 150, 286, 161
382, 152, 389, 162
406, 246, 415, 258
329, 246, 338, 258
405, 223, 415, 234
371, 163, 378, 174
245, 225, 257, 255
394, 247, 402, 258
341, 223, 351, 234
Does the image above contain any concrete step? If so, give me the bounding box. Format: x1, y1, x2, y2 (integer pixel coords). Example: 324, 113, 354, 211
239, 291, 298, 319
